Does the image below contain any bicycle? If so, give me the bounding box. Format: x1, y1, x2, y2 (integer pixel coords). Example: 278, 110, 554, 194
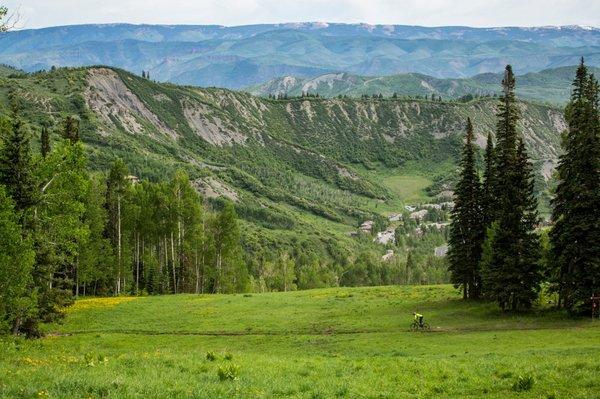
410, 320, 430, 331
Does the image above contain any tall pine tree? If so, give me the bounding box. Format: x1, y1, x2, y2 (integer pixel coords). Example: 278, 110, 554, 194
481, 133, 496, 228
41, 126, 51, 158
549, 59, 600, 311
482, 66, 542, 311
0, 118, 37, 214
448, 118, 485, 299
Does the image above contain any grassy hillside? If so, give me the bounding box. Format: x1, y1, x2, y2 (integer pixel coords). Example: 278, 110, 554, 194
246, 66, 600, 105
0, 285, 598, 398
0, 66, 565, 270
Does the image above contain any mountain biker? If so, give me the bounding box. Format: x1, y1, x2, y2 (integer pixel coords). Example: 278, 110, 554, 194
413, 312, 424, 327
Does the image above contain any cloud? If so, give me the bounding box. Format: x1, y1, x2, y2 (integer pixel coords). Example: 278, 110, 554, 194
4, 0, 599, 29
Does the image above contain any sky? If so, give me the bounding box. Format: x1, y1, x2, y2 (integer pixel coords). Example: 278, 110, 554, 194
4, 0, 600, 29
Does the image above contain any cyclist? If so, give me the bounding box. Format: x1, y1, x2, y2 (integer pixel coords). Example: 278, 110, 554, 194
413, 312, 424, 328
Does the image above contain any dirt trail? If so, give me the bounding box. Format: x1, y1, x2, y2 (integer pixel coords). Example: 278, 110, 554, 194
52, 323, 592, 338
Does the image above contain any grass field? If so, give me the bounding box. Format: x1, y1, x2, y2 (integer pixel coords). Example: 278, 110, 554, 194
1, 285, 599, 399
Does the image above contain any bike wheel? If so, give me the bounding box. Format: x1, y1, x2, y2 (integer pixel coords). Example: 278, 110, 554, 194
422, 323, 431, 330
410, 322, 419, 331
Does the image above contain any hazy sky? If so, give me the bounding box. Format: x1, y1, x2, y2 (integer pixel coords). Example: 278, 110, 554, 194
5, 0, 600, 29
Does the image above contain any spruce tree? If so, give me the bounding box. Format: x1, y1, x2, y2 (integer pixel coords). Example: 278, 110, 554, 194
511, 138, 542, 307
482, 66, 542, 311
0, 118, 37, 213
481, 133, 496, 227
448, 118, 485, 299
41, 126, 51, 158
63, 116, 80, 144
549, 60, 600, 311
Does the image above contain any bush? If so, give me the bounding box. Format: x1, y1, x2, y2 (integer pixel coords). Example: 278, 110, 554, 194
512, 374, 534, 392
224, 352, 233, 360
206, 351, 217, 361
217, 364, 240, 381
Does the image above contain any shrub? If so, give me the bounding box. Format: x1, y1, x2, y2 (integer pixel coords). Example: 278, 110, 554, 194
224, 352, 233, 361
217, 364, 240, 381
512, 375, 534, 392
206, 351, 217, 361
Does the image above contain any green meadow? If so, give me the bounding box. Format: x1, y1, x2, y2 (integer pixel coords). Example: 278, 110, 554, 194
1, 285, 599, 399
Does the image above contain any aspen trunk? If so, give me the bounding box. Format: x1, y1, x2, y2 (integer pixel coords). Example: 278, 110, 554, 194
75, 256, 79, 298
194, 243, 200, 294
171, 232, 176, 294
216, 251, 222, 293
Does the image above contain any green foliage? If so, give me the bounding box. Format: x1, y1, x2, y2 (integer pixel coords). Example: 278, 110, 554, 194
217, 364, 240, 381
481, 66, 542, 311
448, 118, 485, 299
0, 186, 36, 334
33, 139, 90, 326
40, 126, 50, 158
0, 117, 37, 213
549, 60, 600, 312
512, 375, 535, 392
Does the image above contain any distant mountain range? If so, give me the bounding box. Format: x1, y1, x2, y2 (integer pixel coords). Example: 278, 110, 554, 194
1, 23, 599, 88
246, 66, 600, 104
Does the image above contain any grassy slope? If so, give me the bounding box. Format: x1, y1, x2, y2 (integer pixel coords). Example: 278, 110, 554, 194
0, 285, 598, 398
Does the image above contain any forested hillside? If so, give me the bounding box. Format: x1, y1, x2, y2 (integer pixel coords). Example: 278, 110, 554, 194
0, 65, 565, 297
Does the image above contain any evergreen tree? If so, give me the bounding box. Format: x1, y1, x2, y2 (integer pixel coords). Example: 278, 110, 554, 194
481, 133, 496, 227
549, 60, 600, 311
482, 66, 542, 311
63, 116, 80, 144
41, 126, 51, 158
448, 118, 485, 299
0, 117, 37, 214
405, 251, 415, 285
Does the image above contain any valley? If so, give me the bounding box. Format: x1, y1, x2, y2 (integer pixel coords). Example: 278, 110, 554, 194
1, 5, 599, 398
0, 65, 565, 278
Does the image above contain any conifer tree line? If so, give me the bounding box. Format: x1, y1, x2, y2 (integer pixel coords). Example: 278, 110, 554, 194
0, 112, 246, 335
449, 61, 600, 312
